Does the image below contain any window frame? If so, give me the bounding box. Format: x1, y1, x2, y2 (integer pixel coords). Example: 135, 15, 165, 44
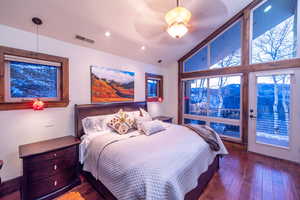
145, 73, 163, 102
182, 73, 243, 142
249, 0, 298, 65
0, 46, 69, 110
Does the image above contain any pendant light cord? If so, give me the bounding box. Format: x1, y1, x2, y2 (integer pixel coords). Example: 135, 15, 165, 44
177, 0, 179, 7
36, 25, 39, 52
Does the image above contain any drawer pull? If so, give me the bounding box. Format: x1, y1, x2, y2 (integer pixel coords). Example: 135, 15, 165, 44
54, 180, 57, 186
54, 165, 57, 170
54, 153, 57, 157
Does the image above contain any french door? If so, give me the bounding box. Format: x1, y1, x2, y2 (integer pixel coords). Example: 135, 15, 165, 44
248, 69, 300, 162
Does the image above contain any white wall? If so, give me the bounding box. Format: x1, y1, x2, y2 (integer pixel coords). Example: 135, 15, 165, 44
0, 24, 178, 181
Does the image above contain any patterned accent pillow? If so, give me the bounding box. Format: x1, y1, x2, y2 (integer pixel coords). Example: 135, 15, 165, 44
107, 109, 134, 134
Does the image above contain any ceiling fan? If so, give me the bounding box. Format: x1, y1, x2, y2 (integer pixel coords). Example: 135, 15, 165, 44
133, 0, 228, 44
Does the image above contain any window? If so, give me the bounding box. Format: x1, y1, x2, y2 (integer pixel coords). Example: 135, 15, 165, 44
5, 57, 61, 102
183, 20, 242, 72
251, 0, 298, 64
208, 76, 241, 119
255, 74, 291, 147
0, 46, 69, 110
145, 73, 163, 102
184, 79, 208, 116
147, 79, 159, 97
210, 20, 242, 69
183, 75, 242, 139
184, 46, 208, 72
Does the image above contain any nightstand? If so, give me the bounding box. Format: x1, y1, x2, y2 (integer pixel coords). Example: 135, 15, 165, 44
19, 136, 81, 200
153, 116, 173, 123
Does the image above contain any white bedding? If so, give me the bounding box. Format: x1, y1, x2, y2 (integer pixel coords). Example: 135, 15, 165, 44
82, 123, 228, 200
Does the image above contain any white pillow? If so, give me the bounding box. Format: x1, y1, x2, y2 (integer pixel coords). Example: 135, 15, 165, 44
141, 120, 166, 135
82, 114, 113, 135
134, 115, 152, 131
127, 110, 141, 118
139, 108, 152, 119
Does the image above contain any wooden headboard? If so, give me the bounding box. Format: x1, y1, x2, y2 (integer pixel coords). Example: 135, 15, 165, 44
74, 101, 147, 138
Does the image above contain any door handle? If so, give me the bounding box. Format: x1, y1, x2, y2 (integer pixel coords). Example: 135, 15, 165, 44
249, 115, 256, 119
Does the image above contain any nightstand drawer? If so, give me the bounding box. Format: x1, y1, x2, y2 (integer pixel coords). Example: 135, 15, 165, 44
28, 169, 76, 200
26, 145, 76, 163
27, 155, 77, 182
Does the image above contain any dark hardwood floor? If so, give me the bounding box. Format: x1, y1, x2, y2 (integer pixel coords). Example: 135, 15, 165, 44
1, 142, 300, 200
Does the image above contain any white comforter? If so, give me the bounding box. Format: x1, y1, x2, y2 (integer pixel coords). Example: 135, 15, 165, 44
83, 123, 228, 200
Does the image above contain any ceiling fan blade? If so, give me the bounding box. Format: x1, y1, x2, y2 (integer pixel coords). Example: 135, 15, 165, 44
134, 10, 167, 39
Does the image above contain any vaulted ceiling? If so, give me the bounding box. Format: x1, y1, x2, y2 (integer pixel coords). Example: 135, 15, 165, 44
0, 0, 252, 65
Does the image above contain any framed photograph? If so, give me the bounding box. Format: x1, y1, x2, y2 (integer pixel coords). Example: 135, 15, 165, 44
90, 66, 135, 103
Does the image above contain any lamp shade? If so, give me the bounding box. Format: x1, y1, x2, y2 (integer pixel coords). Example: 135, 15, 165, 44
165, 6, 191, 38
167, 22, 188, 38
32, 99, 45, 110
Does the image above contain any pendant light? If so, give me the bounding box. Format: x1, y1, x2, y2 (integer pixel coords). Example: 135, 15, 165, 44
32, 17, 45, 111
165, 0, 192, 38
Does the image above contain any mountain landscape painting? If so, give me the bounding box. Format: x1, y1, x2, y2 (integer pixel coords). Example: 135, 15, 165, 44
91, 66, 134, 103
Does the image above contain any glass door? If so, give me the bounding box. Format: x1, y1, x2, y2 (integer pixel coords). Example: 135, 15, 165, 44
248, 69, 300, 162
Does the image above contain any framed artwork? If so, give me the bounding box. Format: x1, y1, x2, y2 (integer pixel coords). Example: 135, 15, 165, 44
90, 66, 135, 103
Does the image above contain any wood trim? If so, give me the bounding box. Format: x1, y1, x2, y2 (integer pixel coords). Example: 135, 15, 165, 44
0, 45, 69, 110
0, 160, 2, 185
0, 53, 4, 103
242, 8, 251, 66
242, 72, 249, 145
0, 176, 21, 197
145, 73, 163, 102
181, 58, 300, 79
178, 62, 183, 124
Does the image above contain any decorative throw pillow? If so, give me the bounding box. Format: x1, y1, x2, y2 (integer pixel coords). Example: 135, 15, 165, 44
107, 109, 134, 134
140, 120, 166, 135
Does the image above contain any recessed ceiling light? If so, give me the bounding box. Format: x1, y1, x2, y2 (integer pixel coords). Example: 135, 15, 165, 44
141, 46, 146, 50
264, 5, 272, 13
105, 31, 111, 37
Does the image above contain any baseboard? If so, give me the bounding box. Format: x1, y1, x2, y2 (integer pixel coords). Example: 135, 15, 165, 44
0, 176, 21, 197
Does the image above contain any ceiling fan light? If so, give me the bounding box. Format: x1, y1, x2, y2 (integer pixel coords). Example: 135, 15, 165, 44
165, 7, 192, 26
167, 22, 188, 38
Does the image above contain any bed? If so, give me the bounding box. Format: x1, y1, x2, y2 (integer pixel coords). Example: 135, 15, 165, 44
74, 101, 227, 200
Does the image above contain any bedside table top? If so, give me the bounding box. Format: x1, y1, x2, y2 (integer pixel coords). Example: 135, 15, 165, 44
19, 136, 80, 158
153, 116, 173, 121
